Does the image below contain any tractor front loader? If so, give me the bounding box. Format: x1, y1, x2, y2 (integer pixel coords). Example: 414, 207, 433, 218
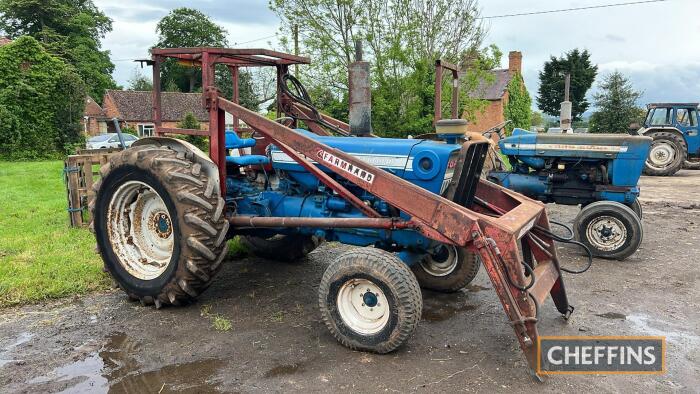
91, 47, 573, 378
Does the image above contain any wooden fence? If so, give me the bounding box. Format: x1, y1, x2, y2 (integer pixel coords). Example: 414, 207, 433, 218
64, 149, 119, 227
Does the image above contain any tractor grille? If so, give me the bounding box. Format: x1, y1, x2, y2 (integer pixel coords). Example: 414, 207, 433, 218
446, 141, 489, 209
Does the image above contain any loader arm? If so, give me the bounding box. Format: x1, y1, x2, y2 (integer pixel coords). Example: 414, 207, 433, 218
213, 92, 572, 377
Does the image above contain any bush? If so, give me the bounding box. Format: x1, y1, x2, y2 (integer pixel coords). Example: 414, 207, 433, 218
0, 36, 86, 160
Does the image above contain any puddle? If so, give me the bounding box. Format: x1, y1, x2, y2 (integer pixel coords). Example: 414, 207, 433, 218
422, 295, 477, 322
0, 332, 34, 367
263, 362, 305, 378
26, 332, 225, 393
466, 284, 490, 293
627, 314, 700, 345
596, 312, 627, 320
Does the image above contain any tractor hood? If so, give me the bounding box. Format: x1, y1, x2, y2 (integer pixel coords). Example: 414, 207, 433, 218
270, 129, 460, 195
500, 128, 652, 163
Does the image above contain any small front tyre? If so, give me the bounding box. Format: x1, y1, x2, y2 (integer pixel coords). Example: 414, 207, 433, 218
574, 201, 643, 260
318, 248, 422, 354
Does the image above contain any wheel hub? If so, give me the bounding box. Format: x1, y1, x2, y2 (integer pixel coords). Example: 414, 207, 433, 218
419, 245, 459, 277
336, 279, 389, 335
586, 215, 627, 252
649, 143, 675, 168
108, 181, 174, 280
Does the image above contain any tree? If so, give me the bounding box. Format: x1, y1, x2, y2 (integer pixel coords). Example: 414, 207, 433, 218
176, 112, 208, 151
155, 8, 227, 93
589, 71, 644, 133
536, 49, 597, 121
0, 0, 117, 101
0, 36, 86, 159
503, 73, 532, 135
270, 0, 489, 137
531, 111, 545, 128
127, 69, 153, 91
153, 7, 261, 110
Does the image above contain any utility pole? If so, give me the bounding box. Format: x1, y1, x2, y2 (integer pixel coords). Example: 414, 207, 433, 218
293, 24, 299, 77
560, 73, 573, 133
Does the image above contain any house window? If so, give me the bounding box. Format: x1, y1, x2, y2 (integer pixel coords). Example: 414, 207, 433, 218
138, 124, 155, 137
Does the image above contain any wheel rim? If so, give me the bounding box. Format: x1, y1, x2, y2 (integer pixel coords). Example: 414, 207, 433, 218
336, 279, 389, 335
419, 245, 458, 277
585, 215, 627, 252
107, 181, 174, 280
648, 142, 676, 169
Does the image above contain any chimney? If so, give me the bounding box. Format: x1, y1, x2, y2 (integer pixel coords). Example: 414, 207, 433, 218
508, 51, 522, 74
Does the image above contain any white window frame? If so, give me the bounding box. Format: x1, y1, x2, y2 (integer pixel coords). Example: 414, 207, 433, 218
138, 123, 155, 137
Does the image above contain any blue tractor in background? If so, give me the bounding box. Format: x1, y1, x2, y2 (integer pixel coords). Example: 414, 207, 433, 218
635, 103, 700, 176
487, 128, 652, 260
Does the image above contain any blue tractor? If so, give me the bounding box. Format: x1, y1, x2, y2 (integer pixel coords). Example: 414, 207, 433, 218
635, 103, 700, 176
487, 128, 652, 260
91, 48, 577, 377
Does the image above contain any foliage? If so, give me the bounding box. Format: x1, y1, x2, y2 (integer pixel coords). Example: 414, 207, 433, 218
589, 71, 644, 133
0, 0, 117, 101
536, 49, 597, 121
0, 161, 110, 307
175, 112, 208, 152
153, 7, 260, 110
127, 69, 153, 91
503, 73, 531, 135
270, 0, 490, 137
531, 111, 545, 127
0, 36, 86, 160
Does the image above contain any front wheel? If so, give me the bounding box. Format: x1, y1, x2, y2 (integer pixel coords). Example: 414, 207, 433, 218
574, 201, 643, 260
411, 245, 480, 292
627, 199, 643, 219
318, 248, 422, 354
684, 159, 700, 170
643, 132, 686, 176
92, 144, 229, 307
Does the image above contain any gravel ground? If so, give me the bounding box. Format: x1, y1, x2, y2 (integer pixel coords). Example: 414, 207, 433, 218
1, 171, 699, 393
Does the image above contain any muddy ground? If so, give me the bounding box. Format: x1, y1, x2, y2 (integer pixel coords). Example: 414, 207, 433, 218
1, 171, 699, 393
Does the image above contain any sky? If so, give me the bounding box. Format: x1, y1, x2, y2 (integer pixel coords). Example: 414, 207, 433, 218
97, 0, 700, 110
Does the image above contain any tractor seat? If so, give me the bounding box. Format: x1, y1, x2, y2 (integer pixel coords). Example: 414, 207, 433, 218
225, 131, 269, 166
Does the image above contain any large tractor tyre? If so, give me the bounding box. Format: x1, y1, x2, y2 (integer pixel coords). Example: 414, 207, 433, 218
573, 201, 643, 261
411, 245, 480, 293
319, 248, 422, 354
627, 198, 643, 219
683, 159, 700, 170
91, 144, 229, 307
643, 131, 686, 176
241, 234, 320, 262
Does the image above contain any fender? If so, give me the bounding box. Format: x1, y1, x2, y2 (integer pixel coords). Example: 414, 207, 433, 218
639, 127, 688, 148
132, 137, 221, 184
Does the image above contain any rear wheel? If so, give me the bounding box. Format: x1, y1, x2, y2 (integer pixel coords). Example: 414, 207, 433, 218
574, 201, 642, 260
319, 248, 422, 353
643, 131, 686, 176
241, 234, 320, 262
91, 144, 229, 307
411, 245, 480, 292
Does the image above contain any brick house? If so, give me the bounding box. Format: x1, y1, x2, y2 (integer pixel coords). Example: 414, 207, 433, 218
466, 51, 524, 133
0, 37, 12, 47
82, 96, 110, 136
101, 90, 209, 137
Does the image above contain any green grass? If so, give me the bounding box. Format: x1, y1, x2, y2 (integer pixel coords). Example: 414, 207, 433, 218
0, 161, 110, 307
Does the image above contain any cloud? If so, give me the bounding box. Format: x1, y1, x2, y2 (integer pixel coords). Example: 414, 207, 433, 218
95, 0, 281, 87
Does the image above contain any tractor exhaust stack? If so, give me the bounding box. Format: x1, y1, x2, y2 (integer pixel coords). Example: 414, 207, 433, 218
349, 40, 372, 136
